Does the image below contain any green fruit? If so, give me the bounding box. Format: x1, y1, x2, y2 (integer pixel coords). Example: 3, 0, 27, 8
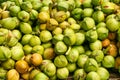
90, 40, 102, 50
67, 63, 77, 72
106, 18, 119, 32
20, 22, 32, 34
73, 46, 85, 54
23, 45, 32, 55
84, 58, 99, 72
92, 11, 105, 23
9, 5, 21, 17
71, 8, 83, 20
29, 69, 40, 80
54, 55, 68, 68
82, 8, 94, 18
81, 17, 95, 31
0, 46, 11, 61
82, 0, 92, 8
32, 45, 44, 55
0, 67, 7, 79
102, 55, 115, 68
18, 11, 30, 22
57, 67, 69, 79
1, 59, 15, 70
43, 48, 55, 59
40, 30, 52, 42
1, 17, 17, 29
21, 34, 33, 45
97, 67, 110, 80
11, 46, 24, 60
66, 48, 79, 63
77, 54, 88, 68
73, 69, 87, 80
33, 72, 49, 80
52, 34, 64, 44
21, 1, 32, 12
29, 35, 41, 46
97, 27, 109, 40
85, 29, 98, 42
54, 41, 67, 55
86, 71, 100, 80
30, 9, 38, 20
43, 63, 56, 77
57, 1, 69, 11
90, 50, 104, 62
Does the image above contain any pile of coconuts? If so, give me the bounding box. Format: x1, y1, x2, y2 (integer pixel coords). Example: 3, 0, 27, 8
0, 0, 120, 80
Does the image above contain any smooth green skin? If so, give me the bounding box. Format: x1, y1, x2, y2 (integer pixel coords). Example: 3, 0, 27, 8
92, 11, 105, 23
66, 48, 79, 63
31, 0, 42, 10
90, 50, 104, 63
49, 75, 57, 80
18, 11, 30, 22
32, 45, 44, 55
85, 29, 98, 42
111, 0, 120, 4
63, 28, 75, 35
52, 34, 64, 44
29, 35, 41, 47
102, 55, 115, 68
70, 23, 81, 32
41, 42, 52, 49
57, 1, 69, 11
71, 8, 82, 20
86, 71, 100, 80
82, 0, 92, 8
73, 69, 87, 80
42, 0, 52, 6
54, 11, 67, 23
21, 34, 33, 45
21, 1, 32, 12
68, 17, 76, 24
73, 46, 85, 54
89, 40, 102, 50
23, 45, 32, 55
75, 32, 85, 45
97, 27, 109, 40
92, 0, 101, 6
1, 17, 17, 30
97, 67, 110, 80
11, 46, 24, 60
30, 9, 38, 20
33, 72, 49, 80
1, 59, 15, 70
84, 58, 99, 72
101, 2, 115, 14
106, 18, 119, 32
96, 22, 106, 28
54, 41, 67, 55
77, 54, 88, 68
40, 30, 52, 42
85, 50, 92, 56
43, 63, 56, 77
54, 55, 68, 68
67, 63, 77, 72
9, 5, 21, 17
20, 22, 32, 34
12, 29, 22, 40
0, 67, 7, 79
57, 67, 69, 79
0, 46, 11, 61
81, 17, 95, 31
82, 8, 93, 18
